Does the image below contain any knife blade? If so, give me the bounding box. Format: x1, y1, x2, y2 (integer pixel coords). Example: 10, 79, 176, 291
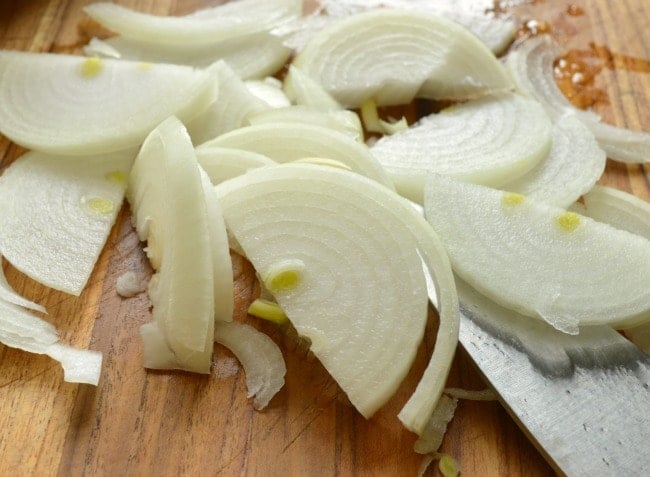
455, 277, 650, 476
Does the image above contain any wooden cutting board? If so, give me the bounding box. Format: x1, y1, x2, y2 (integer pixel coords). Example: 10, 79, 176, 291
0, 1, 648, 475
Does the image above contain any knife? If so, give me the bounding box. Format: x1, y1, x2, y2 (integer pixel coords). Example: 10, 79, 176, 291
454, 277, 650, 476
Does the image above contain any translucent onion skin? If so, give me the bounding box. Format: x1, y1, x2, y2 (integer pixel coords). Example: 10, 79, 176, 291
506, 35, 650, 164
292, 9, 513, 108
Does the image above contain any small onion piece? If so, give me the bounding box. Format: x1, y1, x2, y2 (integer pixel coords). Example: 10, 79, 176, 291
413, 394, 458, 454
83, 0, 302, 46
245, 78, 292, 108
0, 150, 132, 296
502, 115, 606, 208
84, 31, 291, 79
0, 298, 102, 385
214, 321, 286, 409
292, 9, 513, 108
282, 65, 343, 111
505, 35, 650, 163
197, 122, 395, 189
216, 164, 459, 434
0, 51, 216, 155
0, 257, 46, 313
371, 93, 552, 203
424, 174, 650, 334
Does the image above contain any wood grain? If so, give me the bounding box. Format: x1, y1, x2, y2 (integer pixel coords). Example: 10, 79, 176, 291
0, 1, 648, 476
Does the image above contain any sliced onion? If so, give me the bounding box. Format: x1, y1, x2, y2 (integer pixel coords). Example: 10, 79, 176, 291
0, 150, 132, 295
424, 174, 650, 334
247, 106, 363, 142
370, 93, 552, 202
197, 147, 276, 186
83, 0, 301, 46
0, 257, 46, 313
0, 299, 102, 385
186, 61, 269, 145
292, 9, 513, 108
214, 321, 286, 409
216, 163, 459, 434
245, 78, 292, 108
282, 65, 343, 111
413, 394, 458, 454
198, 123, 395, 189
0, 51, 216, 155
84, 31, 291, 79
506, 35, 650, 163
502, 115, 606, 208
128, 117, 214, 373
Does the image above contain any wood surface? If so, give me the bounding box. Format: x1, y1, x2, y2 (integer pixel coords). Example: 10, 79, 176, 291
0, 1, 648, 476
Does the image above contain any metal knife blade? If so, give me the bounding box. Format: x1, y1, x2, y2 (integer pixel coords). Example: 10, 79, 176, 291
456, 278, 650, 476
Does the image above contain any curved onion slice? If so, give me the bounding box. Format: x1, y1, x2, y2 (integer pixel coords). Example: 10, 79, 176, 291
83, 0, 301, 46
216, 164, 459, 434
424, 174, 650, 334
0, 299, 102, 384
197, 123, 394, 189
84, 31, 291, 79
371, 93, 551, 202
245, 78, 292, 108
579, 186, 650, 240
502, 115, 606, 208
506, 35, 650, 163
247, 106, 363, 142
0, 151, 132, 295
197, 147, 276, 185
186, 61, 269, 145
292, 9, 513, 108
0, 258, 46, 313
128, 117, 214, 373
214, 321, 286, 409
0, 51, 215, 155
282, 65, 343, 111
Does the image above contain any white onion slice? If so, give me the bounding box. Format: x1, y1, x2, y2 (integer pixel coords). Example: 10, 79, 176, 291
83, 0, 301, 46
579, 186, 650, 242
371, 93, 551, 202
186, 61, 269, 145
128, 117, 214, 373
197, 123, 394, 189
247, 106, 363, 142
0, 51, 217, 155
424, 174, 650, 334
245, 78, 292, 108
0, 151, 132, 295
282, 65, 343, 111
0, 299, 102, 385
0, 258, 46, 313
505, 35, 650, 163
413, 394, 458, 454
216, 164, 459, 434
197, 147, 276, 185
214, 321, 286, 409
84, 31, 291, 79
502, 115, 606, 208
292, 9, 513, 108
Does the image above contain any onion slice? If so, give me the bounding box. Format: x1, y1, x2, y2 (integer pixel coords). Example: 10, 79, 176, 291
245, 78, 292, 108
83, 0, 301, 46
198, 123, 394, 189
84, 31, 291, 79
0, 150, 132, 295
424, 174, 650, 334
0, 51, 217, 155
370, 93, 551, 202
0, 298, 102, 385
0, 257, 46, 313
292, 9, 513, 108
128, 117, 215, 373
197, 147, 276, 185
505, 35, 650, 163
214, 321, 286, 409
502, 115, 606, 208
282, 65, 343, 111
216, 164, 459, 434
